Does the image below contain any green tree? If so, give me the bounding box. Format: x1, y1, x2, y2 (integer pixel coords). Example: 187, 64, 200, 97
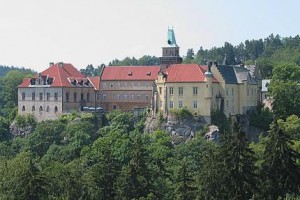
199, 123, 257, 199
260, 121, 300, 199
269, 63, 300, 118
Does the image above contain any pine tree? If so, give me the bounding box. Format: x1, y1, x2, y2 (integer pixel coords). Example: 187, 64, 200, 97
199, 123, 257, 199
260, 121, 300, 199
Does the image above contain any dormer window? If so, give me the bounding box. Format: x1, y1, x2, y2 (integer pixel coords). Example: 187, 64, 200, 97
146, 72, 151, 76
78, 80, 83, 85
30, 79, 36, 85
128, 72, 132, 76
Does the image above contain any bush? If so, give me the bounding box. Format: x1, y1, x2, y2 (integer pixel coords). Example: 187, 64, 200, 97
170, 107, 193, 121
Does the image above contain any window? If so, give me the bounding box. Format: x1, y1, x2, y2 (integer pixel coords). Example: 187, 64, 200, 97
137, 82, 141, 87
66, 92, 69, 102
46, 106, 50, 112
117, 93, 120, 100
137, 93, 141, 100
178, 87, 183, 96
131, 94, 134, 100
226, 89, 229, 96
179, 101, 183, 108
124, 82, 127, 87
193, 87, 198, 96
124, 94, 128, 100
110, 82, 114, 88
117, 82, 120, 88
54, 93, 58, 101
169, 101, 174, 108
247, 88, 249, 96
32, 92, 35, 100
232, 88, 234, 96
113, 105, 117, 110
102, 82, 106, 88
145, 82, 149, 87
131, 82, 134, 87
46, 93, 50, 101
145, 95, 149, 100
193, 100, 198, 108
81, 93, 84, 100
39, 106, 43, 112
22, 93, 25, 100
39, 93, 43, 101
159, 87, 162, 94
103, 93, 107, 100
74, 93, 77, 102
32, 106, 35, 112
22, 106, 25, 111
87, 93, 90, 102
54, 106, 58, 113
169, 87, 173, 96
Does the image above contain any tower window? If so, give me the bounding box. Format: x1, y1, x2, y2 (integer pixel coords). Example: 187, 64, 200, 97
39, 106, 43, 112
47, 93, 50, 101
22, 93, 25, 100
46, 106, 50, 112
54, 106, 58, 113
22, 106, 25, 111
32, 106, 35, 112
32, 92, 35, 100
39, 93, 43, 101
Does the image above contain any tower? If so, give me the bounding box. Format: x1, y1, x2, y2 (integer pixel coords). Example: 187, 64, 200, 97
204, 61, 214, 123
159, 27, 182, 66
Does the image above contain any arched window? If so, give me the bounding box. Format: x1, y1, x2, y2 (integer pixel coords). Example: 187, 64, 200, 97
32, 106, 35, 112
46, 106, 50, 112
22, 106, 25, 111
39, 106, 43, 112
54, 106, 58, 113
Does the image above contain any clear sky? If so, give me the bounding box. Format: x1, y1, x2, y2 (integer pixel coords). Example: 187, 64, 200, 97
0, 0, 300, 71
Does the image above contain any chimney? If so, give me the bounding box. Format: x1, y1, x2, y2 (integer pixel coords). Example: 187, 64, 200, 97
59, 62, 64, 67
49, 62, 54, 66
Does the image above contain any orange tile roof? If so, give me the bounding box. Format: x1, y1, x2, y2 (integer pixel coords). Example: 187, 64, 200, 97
18, 63, 89, 88
101, 66, 160, 81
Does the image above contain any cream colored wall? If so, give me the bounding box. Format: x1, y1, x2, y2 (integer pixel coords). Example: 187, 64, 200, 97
18, 87, 63, 121
156, 82, 211, 116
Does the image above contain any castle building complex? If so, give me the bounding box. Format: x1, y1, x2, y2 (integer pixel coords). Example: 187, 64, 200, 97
18, 28, 260, 122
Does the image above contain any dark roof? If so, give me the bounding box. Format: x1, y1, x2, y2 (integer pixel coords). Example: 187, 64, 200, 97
216, 65, 238, 84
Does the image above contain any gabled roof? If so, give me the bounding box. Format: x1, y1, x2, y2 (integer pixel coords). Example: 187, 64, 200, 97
165, 64, 219, 83
88, 76, 101, 90
216, 64, 257, 84
18, 63, 91, 88
215, 65, 238, 84
101, 66, 160, 81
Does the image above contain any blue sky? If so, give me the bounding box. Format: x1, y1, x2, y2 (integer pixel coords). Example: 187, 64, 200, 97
0, 0, 299, 71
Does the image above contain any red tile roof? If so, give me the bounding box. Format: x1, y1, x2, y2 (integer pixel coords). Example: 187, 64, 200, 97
101, 66, 160, 81
165, 64, 216, 82
88, 77, 101, 90
18, 63, 90, 88
199, 65, 220, 83
18, 78, 31, 87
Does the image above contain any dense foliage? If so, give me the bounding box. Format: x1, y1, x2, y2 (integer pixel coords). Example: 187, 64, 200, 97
0, 111, 299, 199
